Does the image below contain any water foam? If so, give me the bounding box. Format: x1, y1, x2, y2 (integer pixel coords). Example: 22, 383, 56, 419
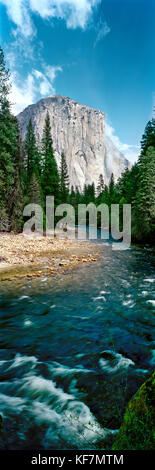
49, 362, 92, 377
147, 300, 155, 307
0, 354, 116, 449
99, 350, 135, 373
8, 354, 37, 370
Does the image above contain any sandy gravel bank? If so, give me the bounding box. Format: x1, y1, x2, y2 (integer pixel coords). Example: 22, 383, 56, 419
0, 233, 102, 281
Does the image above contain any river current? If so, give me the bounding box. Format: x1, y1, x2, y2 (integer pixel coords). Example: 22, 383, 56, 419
0, 241, 154, 449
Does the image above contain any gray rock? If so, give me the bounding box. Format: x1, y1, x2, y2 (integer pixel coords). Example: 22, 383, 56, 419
18, 95, 130, 191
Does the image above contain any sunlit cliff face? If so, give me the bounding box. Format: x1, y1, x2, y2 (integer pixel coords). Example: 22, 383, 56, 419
18, 95, 129, 191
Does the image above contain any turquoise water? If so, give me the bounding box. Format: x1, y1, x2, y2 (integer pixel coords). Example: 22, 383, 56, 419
0, 243, 154, 449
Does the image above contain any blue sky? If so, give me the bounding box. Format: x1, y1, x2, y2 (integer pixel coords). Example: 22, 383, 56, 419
0, 0, 154, 163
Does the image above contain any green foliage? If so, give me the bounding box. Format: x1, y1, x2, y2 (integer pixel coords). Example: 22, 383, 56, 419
0, 46, 21, 230
41, 111, 60, 205
117, 165, 139, 204
141, 118, 155, 155
83, 183, 96, 204
97, 174, 104, 197
132, 146, 155, 241
24, 118, 41, 183
0, 46, 10, 106
10, 135, 24, 232
59, 152, 69, 203
27, 173, 43, 206
109, 172, 115, 202
22, 118, 43, 211
105, 118, 155, 243
100, 184, 109, 205
112, 373, 155, 450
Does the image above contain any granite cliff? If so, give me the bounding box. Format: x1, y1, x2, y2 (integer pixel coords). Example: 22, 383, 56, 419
18, 95, 129, 191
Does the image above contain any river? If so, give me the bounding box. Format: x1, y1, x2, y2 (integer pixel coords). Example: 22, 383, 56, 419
0, 241, 154, 449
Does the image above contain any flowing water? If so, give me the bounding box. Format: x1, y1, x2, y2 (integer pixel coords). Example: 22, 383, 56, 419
0, 241, 155, 450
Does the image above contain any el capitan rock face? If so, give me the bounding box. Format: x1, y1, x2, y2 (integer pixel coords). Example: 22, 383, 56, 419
18, 95, 129, 191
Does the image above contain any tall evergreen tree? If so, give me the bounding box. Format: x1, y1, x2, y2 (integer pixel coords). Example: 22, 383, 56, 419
97, 174, 104, 196
0, 46, 10, 107
102, 184, 109, 201
28, 173, 43, 205
117, 165, 139, 204
0, 46, 19, 230
10, 128, 24, 232
41, 111, 60, 205
83, 183, 96, 204
59, 152, 69, 203
133, 146, 155, 240
24, 119, 41, 183
109, 172, 115, 202
141, 119, 155, 155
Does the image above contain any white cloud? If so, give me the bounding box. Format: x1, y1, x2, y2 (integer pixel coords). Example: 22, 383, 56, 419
10, 65, 63, 114
10, 73, 36, 114
105, 122, 140, 164
6, 51, 17, 69
1, 0, 35, 37
33, 65, 62, 96
0, 0, 101, 36
94, 19, 111, 47
31, 0, 101, 29
45, 64, 63, 82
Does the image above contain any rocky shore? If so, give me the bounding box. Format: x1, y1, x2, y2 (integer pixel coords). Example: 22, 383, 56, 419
0, 233, 102, 281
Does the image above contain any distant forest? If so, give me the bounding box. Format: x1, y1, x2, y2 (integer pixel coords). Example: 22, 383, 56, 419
0, 47, 155, 243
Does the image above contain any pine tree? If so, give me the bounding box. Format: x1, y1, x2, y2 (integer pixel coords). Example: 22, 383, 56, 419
141, 119, 155, 155
41, 111, 60, 206
102, 185, 109, 205
83, 183, 95, 204
97, 174, 104, 196
117, 165, 139, 204
0, 47, 19, 230
10, 130, 24, 232
0, 47, 10, 107
59, 152, 69, 203
28, 173, 43, 205
109, 173, 115, 202
24, 119, 41, 183
133, 146, 155, 240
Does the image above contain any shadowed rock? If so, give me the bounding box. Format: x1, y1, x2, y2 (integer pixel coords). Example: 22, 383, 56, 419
112, 372, 155, 450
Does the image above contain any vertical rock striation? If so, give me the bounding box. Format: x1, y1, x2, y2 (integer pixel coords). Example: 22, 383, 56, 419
18, 95, 129, 191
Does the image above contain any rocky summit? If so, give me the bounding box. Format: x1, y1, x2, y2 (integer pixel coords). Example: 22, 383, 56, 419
18, 95, 129, 191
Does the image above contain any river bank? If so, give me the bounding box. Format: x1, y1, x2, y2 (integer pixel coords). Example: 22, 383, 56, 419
0, 233, 102, 281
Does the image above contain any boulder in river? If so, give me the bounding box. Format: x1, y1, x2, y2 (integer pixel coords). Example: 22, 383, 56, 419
112, 372, 155, 450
